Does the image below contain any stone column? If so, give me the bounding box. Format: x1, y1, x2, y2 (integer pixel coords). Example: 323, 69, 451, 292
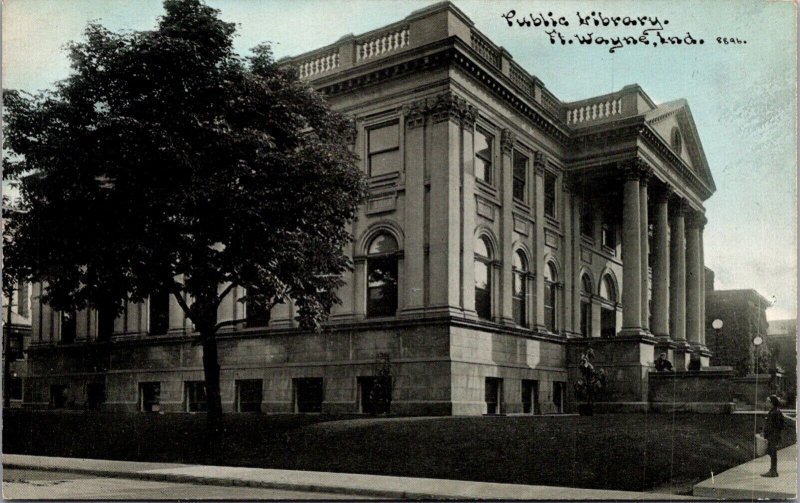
669, 201, 687, 343
620, 161, 645, 335
533, 152, 546, 331
699, 220, 707, 345
563, 177, 577, 335
651, 186, 672, 338
460, 113, 477, 317
427, 92, 469, 315
500, 128, 516, 325
571, 190, 582, 334
685, 212, 702, 346
402, 103, 427, 315
639, 173, 651, 332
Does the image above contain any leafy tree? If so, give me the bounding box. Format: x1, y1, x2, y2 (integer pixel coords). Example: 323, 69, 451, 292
3, 0, 366, 439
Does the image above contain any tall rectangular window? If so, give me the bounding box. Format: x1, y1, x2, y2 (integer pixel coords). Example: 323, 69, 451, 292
294, 378, 324, 413
512, 151, 527, 201
368, 122, 399, 177
602, 223, 617, 249
580, 300, 591, 337
139, 382, 160, 412
580, 203, 594, 238
149, 290, 170, 335
601, 308, 616, 338
522, 379, 539, 414
185, 381, 207, 412
475, 129, 493, 185
60, 312, 76, 343
485, 377, 503, 414
98, 306, 115, 340
246, 296, 270, 327
236, 379, 263, 412
544, 171, 557, 218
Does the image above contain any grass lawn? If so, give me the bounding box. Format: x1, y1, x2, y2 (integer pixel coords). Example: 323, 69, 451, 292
4, 410, 795, 494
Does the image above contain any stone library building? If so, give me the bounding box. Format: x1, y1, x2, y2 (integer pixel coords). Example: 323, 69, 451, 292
23, 2, 716, 415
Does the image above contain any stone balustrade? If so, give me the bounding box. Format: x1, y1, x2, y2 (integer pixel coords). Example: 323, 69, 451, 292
566, 97, 624, 125
470, 30, 501, 68
356, 26, 410, 62
297, 50, 340, 79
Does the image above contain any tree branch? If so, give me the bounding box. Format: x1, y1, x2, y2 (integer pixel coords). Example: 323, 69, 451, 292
216, 282, 238, 308
171, 285, 193, 322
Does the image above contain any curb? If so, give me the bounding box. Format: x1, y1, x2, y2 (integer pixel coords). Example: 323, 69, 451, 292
3, 462, 435, 500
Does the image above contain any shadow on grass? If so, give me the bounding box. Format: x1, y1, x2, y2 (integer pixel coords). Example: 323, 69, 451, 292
4, 410, 795, 493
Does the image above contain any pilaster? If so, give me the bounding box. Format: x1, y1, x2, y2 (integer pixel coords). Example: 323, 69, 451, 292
499, 128, 516, 325
533, 151, 547, 331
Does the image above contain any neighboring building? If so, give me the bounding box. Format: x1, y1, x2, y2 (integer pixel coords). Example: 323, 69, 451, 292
705, 287, 771, 376
24, 2, 716, 415
767, 319, 796, 403
2, 282, 32, 407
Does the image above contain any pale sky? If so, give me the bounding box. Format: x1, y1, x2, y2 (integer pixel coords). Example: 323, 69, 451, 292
2, 0, 797, 320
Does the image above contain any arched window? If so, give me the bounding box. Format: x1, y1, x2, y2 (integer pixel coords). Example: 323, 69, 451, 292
367, 233, 399, 317
512, 251, 528, 327
600, 275, 617, 338
580, 275, 592, 337
543, 262, 558, 333
475, 237, 492, 320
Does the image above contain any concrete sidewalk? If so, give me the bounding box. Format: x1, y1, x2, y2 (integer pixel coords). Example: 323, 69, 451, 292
693, 445, 797, 499
3, 454, 696, 500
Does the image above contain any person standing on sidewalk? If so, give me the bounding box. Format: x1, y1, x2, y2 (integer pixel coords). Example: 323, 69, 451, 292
761, 395, 785, 477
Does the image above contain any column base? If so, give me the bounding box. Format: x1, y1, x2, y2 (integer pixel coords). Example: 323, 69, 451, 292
654, 336, 678, 363
673, 341, 694, 371
618, 328, 651, 338
691, 344, 712, 367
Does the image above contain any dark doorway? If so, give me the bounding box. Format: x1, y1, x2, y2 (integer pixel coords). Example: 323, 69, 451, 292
294, 378, 324, 413
522, 379, 540, 414
553, 381, 565, 413
485, 377, 503, 414
50, 384, 68, 409
358, 376, 391, 414
86, 382, 105, 409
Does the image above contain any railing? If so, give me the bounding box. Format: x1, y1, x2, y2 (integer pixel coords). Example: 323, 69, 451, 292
509, 64, 533, 96
297, 50, 340, 79
566, 97, 623, 125
356, 26, 410, 62
470, 30, 500, 68
542, 92, 562, 118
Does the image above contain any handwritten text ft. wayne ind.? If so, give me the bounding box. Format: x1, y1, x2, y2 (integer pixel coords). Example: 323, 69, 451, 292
501, 11, 743, 53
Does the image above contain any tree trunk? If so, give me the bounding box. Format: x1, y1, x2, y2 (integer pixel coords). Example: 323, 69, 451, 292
200, 329, 224, 454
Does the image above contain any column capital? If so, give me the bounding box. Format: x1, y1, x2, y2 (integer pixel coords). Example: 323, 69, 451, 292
653, 184, 674, 203
534, 151, 548, 174
343, 117, 357, 146
686, 211, 708, 230
501, 128, 516, 154
402, 91, 478, 129
668, 198, 688, 218
619, 158, 653, 182
403, 100, 427, 129
563, 174, 580, 194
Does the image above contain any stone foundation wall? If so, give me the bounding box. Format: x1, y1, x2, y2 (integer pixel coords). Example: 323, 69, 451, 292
648, 367, 736, 413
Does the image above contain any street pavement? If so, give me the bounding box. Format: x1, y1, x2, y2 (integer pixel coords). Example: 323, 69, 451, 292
3, 468, 364, 500
3, 454, 697, 500
693, 445, 798, 499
